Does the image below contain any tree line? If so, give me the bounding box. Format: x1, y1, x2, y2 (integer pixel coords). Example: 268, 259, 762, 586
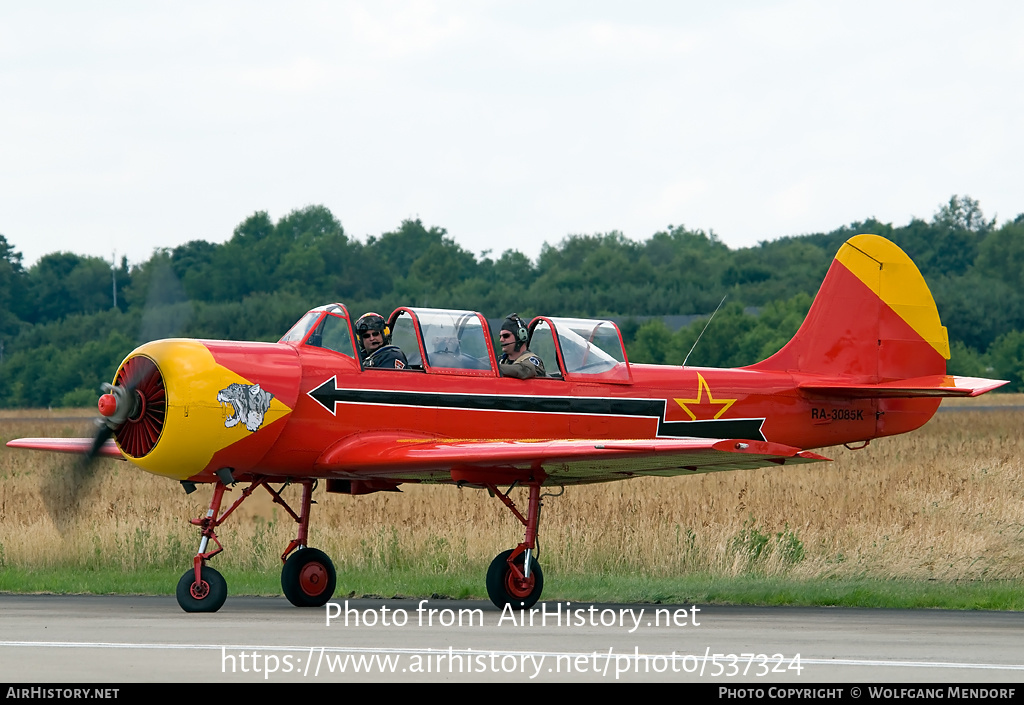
1, 195, 1022, 407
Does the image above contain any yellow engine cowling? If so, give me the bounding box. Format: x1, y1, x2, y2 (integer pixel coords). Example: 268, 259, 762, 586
112, 339, 300, 481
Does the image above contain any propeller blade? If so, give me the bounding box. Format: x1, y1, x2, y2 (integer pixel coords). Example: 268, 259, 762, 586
85, 423, 114, 464
43, 373, 140, 530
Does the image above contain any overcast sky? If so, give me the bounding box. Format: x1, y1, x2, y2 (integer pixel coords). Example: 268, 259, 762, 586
2, 1, 1022, 267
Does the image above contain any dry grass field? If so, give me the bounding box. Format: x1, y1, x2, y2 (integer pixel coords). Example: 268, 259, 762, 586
1, 398, 1022, 592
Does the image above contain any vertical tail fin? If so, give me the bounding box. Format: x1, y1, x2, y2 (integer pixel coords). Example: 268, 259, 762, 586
751, 234, 1005, 399
750, 234, 951, 381
750, 234, 1005, 441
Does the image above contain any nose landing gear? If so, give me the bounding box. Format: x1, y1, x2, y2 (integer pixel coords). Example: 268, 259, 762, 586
176, 565, 227, 613
175, 477, 337, 613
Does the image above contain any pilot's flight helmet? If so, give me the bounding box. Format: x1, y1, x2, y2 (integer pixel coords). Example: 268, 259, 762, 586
355, 312, 391, 350
501, 313, 529, 352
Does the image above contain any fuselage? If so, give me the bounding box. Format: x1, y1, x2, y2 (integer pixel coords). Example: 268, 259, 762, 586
121, 335, 937, 484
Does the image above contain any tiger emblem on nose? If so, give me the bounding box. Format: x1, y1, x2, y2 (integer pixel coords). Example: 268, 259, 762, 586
217, 383, 274, 432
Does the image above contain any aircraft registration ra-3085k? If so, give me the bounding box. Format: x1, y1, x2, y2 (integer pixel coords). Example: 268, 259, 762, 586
8, 234, 1007, 612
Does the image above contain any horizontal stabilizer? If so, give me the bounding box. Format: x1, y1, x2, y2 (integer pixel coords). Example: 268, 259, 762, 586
800, 375, 1008, 398
5, 437, 124, 458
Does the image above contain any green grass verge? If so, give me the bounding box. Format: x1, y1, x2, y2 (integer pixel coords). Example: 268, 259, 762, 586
2, 565, 1022, 610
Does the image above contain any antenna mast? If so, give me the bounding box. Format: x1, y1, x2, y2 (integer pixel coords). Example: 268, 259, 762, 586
682, 295, 727, 367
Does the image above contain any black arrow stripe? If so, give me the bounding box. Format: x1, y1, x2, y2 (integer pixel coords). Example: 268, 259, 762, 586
308, 377, 766, 441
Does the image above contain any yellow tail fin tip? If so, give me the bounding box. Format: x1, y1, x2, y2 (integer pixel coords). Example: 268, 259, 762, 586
836, 234, 951, 360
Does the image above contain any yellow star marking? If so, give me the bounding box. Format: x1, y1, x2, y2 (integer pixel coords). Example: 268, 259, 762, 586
674, 373, 736, 420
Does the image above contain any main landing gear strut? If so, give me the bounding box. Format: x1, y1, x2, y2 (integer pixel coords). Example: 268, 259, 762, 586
175, 477, 337, 613
484, 482, 550, 610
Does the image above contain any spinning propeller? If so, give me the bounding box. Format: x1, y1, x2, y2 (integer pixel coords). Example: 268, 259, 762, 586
42, 355, 166, 530
42, 259, 187, 527
96, 355, 166, 458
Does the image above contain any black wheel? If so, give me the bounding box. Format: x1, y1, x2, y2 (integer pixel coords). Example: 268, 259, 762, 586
486, 548, 543, 610
282, 548, 337, 607
176, 565, 227, 613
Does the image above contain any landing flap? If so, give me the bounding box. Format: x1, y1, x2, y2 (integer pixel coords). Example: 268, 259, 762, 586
316, 434, 829, 485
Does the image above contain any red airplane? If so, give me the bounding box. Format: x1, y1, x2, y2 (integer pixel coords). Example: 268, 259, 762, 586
8, 234, 1006, 612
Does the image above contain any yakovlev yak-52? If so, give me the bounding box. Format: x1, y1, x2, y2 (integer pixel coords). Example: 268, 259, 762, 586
8, 234, 1006, 612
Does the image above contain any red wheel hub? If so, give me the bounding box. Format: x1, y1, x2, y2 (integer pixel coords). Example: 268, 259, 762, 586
299, 562, 328, 597
189, 580, 211, 600
505, 569, 535, 599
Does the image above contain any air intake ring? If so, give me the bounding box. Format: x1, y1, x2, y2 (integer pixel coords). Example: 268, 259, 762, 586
114, 356, 166, 458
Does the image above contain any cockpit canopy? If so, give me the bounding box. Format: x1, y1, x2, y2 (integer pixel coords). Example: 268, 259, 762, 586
280, 304, 631, 382
529, 317, 632, 383
389, 308, 495, 373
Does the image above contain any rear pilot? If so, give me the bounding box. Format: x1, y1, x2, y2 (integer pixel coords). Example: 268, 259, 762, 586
498, 313, 545, 379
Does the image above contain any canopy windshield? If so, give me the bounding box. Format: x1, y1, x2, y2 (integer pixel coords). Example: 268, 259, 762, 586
279, 304, 355, 358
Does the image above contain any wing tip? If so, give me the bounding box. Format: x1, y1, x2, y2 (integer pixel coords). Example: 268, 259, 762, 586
6, 437, 123, 458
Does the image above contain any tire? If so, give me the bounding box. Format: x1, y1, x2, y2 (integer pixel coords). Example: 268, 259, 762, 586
486, 548, 543, 610
281, 548, 337, 607
176, 566, 227, 613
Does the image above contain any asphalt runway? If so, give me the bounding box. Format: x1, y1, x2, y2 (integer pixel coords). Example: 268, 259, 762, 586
1, 595, 1022, 684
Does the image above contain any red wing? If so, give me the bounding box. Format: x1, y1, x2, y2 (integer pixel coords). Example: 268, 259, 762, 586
5, 438, 124, 459
317, 435, 828, 485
